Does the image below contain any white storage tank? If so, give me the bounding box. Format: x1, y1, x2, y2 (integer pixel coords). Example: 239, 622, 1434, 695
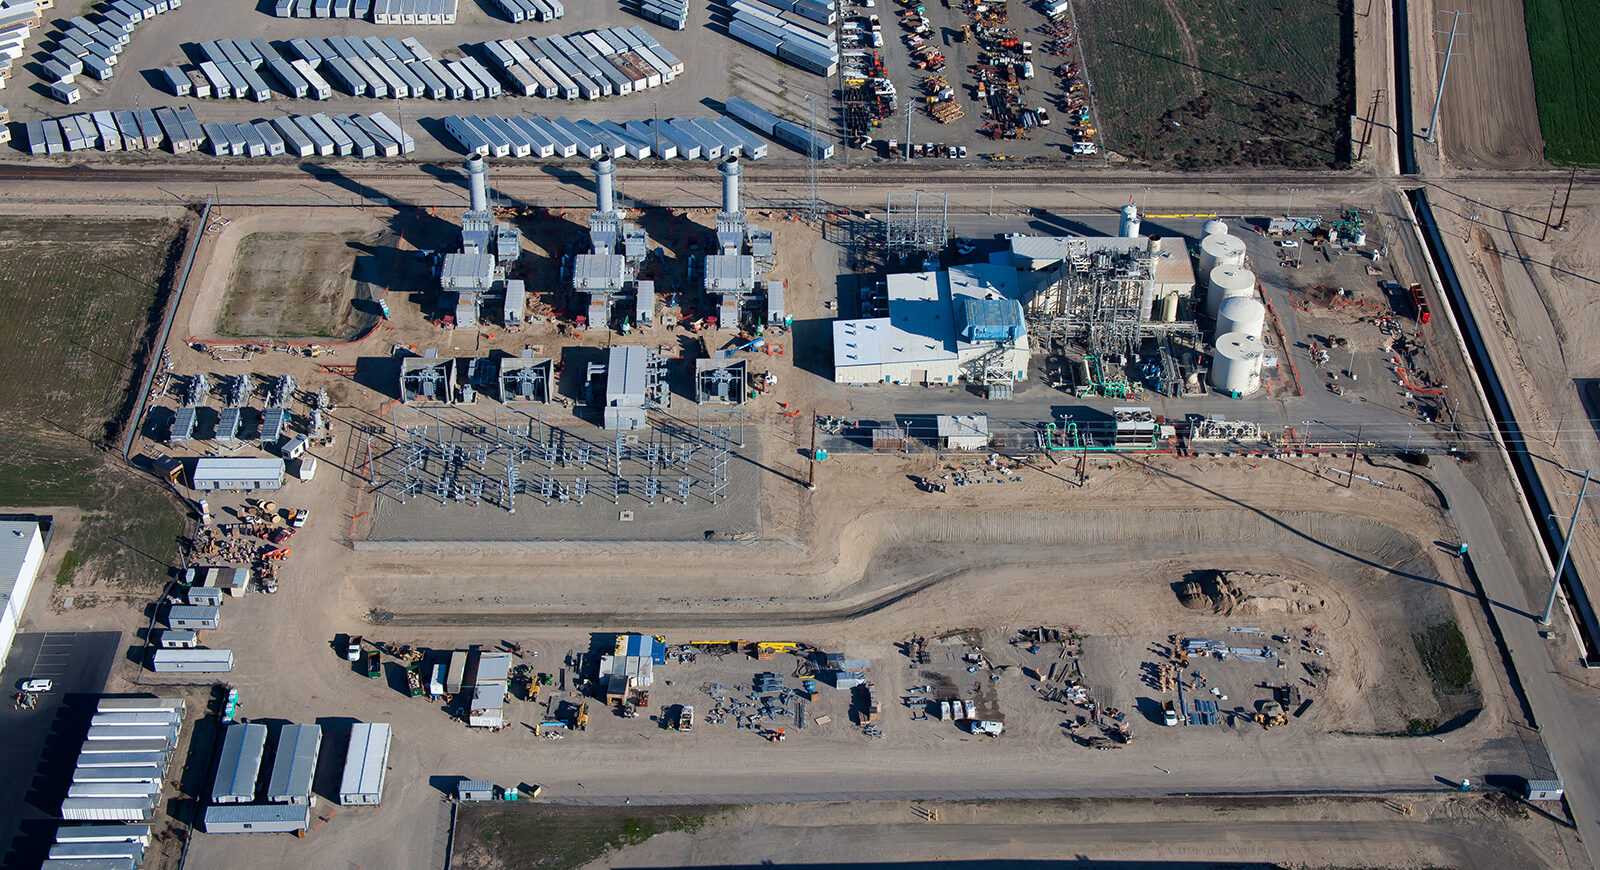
1211, 332, 1264, 397
1206, 265, 1256, 318
1216, 296, 1265, 340
1119, 202, 1140, 238
1202, 218, 1229, 237
1198, 233, 1247, 283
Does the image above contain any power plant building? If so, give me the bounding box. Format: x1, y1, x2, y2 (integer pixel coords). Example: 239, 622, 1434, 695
439, 155, 522, 329
831, 263, 1030, 386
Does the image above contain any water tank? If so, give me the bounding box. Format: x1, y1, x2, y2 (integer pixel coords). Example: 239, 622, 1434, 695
1198, 233, 1247, 281
1202, 218, 1229, 237
1205, 265, 1256, 318
1161, 293, 1180, 322
1210, 332, 1263, 397
1216, 296, 1265, 339
1119, 202, 1140, 238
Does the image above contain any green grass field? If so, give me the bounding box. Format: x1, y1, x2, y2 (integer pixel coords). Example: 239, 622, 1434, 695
459, 805, 722, 870
1076, 0, 1352, 168
1523, 0, 1600, 164
0, 217, 189, 592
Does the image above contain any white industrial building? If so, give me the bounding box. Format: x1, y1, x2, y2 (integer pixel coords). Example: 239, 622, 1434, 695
339, 722, 391, 805
0, 520, 44, 670
191, 457, 286, 492
831, 263, 1031, 386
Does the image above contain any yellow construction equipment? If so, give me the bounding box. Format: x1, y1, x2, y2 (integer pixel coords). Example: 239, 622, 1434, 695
573, 702, 589, 731
1254, 701, 1288, 729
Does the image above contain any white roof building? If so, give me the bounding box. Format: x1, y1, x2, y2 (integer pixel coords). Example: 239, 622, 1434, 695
0, 521, 44, 670
831, 263, 1030, 386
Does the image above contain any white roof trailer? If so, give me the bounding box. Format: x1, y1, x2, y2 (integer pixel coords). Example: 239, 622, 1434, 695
271, 115, 315, 156
293, 114, 335, 155
338, 723, 391, 805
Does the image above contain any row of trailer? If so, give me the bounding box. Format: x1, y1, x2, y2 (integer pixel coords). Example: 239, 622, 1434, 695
471, 25, 682, 101
46, 697, 186, 870
273, 0, 458, 24
0, 0, 49, 97
165, 34, 502, 102
40, 0, 181, 104
24, 107, 413, 157
724, 95, 833, 158
631, 0, 687, 30
444, 114, 768, 162
482, 0, 563, 23
727, 0, 839, 76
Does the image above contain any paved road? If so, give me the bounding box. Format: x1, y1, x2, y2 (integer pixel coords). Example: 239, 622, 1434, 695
1435, 461, 1600, 868
0, 631, 122, 870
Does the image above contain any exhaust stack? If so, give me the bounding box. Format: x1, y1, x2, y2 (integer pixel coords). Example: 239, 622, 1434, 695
465, 154, 489, 213
594, 156, 616, 215
719, 156, 742, 215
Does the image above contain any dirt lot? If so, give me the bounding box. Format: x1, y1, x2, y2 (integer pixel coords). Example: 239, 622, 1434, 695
451, 795, 1574, 870
219, 230, 371, 339
1075, 0, 1351, 168
1418, 0, 1547, 170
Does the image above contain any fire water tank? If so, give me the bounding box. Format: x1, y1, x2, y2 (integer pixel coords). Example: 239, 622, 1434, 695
1202, 218, 1229, 237
1119, 202, 1141, 238
1216, 296, 1265, 340
1205, 265, 1256, 318
1210, 332, 1264, 397
1198, 232, 1247, 283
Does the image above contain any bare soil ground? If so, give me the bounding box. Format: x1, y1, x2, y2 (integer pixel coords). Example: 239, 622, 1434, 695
1421, 0, 1547, 170
219, 231, 367, 339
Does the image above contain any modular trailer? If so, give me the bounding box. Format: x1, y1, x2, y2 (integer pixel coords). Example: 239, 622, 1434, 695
265, 723, 322, 803
203, 803, 311, 834
212, 722, 267, 804
150, 649, 233, 673
339, 722, 391, 805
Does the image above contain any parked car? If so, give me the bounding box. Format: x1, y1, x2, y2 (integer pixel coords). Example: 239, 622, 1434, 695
20, 679, 52, 693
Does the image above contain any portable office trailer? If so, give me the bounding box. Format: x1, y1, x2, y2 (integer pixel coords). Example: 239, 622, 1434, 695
288, 37, 320, 62
75, 750, 170, 768
212, 722, 267, 803
458, 56, 500, 97
370, 111, 413, 151
61, 797, 153, 822
92, 710, 182, 727
150, 648, 233, 673
157, 65, 188, 95
293, 114, 335, 154
407, 57, 445, 99
488, 0, 523, 21
71, 761, 166, 779
67, 781, 162, 799
777, 40, 837, 76
311, 112, 354, 155
341, 55, 388, 98
184, 68, 212, 97
447, 60, 486, 99
338, 722, 391, 805
42, 120, 65, 153
529, 114, 589, 156
512, 116, 569, 156
332, 114, 376, 157
322, 56, 367, 96
266, 57, 308, 97
92, 110, 121, 149
79, 737, 171, 754
666, 119, 718, 159
236, 121, 267, 156
97, 697, 185, 714
80, 52, 112, 80
167, 604, 218, 630
423, 58, 464, 98
214, 39, 246, 68
685, 118, 736, 157
203, 803, 311, 834
152, 107, 191, 153
24, 120, 46, 155
213, 60, 250, 98
271, 115, 314, 156
483, 116, 530, 156
364, 35, 394, 60
384, 56, 425, 97
251, 121, 285, 155
49, 841, 145, 863
463, 116, 510, 156
643, 119, 699, 159
631, 44, 674, 82
292, 58, 332, 98
350, 113, 399, 155
445, 115, 490, 155
54, 824, 152, 845
713, 117, 769, 158
365, 55, 406, 98
266, 723, 321, 803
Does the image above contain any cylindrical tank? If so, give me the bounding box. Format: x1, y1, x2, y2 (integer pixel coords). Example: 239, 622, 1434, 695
1198, 233, 1247, 282
1202, 218, 1229, 237
1119, 202, 1140, 238
1206, 265, 1256, 318
1216, 296, 1265, 339
719, 156, 742, 214
1210, 332, 1263, 396
1353, 229, 1367, 246
464, 154, 489, 213
1161, 293, 1180, 322
593, 155, 616, 214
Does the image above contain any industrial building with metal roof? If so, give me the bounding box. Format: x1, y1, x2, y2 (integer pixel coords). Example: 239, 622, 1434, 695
339, 722, 391, 805
830, 263, 1031, 387
202, 802, 312, 834
265, 723, 321, 804
0, 519, 45, 669
211, 722, 268, 804
190, 456, 286, 492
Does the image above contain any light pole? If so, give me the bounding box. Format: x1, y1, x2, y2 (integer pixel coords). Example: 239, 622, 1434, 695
1540, 469, 1597, 626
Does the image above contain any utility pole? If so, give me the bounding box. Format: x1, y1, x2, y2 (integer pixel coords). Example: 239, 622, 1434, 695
1347, 425, 1362, 488
1425, 10, 1469, 145
1356, 90, 1383, 162
1542, 189, 1558, 242
806, 414, 818, 491
1541, 469, 1597, 625
1556, 169, 1576, 230
805, 95, 821, 222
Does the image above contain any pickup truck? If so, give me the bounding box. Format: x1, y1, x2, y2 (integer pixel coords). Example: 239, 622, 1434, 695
677, 705, 695, 732
1163, 700, 1179, 726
